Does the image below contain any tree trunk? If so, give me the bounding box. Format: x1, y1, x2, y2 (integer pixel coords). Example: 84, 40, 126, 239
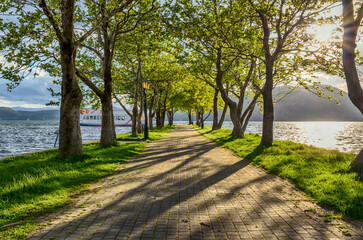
100, 92, 116, 146
260, 62, 274, 145
156, 107, 162, 128
137, 96, 143, 134
58, 66, 83, 157
342, 0, 363, 170
196, 108, 200, 126
212, 88, 219, 130
241, 103, 256, 135
160, 109, 165, 128
217, 103, 228, 129
214, 47, 243, 137
342, 0, 363, 115
349, 149, 363, 172
132, 76, 138, 135
58, 0, 83, 158
100, 50, 116, 146
149, 96, 154, 129
188, 109, 193, 124
167, 110, 174, 125
230, 105, 243, 138
159, 90, 168, 128
137, 59, 144, 133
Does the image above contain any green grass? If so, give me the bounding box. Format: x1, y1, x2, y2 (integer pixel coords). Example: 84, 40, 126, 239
0, 126, 173, 239
194, 125, 363, 220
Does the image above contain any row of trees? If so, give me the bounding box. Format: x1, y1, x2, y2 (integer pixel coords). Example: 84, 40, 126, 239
0, 0, 362, 170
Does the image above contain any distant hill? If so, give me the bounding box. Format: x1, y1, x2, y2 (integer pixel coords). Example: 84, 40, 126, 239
2, 85, 362, 121
11, 106, 59, 111
270, 86, 363, 121
0, 107, 60, 120
173, 85, 363, 121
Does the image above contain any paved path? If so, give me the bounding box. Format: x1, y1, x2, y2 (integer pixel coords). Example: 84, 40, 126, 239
29, 125, 362, 240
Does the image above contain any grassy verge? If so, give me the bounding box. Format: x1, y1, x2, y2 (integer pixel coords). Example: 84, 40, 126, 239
0, 126, 173, 240
194, 125, 362, 221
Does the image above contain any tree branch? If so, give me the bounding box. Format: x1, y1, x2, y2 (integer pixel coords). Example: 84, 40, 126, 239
80, 44, 104, 60
75, 68, 104, 97
76, 0, 134, 47
113, 93, 133, 117
38, 0, 64, 42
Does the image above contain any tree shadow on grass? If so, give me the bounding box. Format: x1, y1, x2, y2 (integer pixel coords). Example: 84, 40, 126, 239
0, 143, 145, 229
26, 125, 362, 240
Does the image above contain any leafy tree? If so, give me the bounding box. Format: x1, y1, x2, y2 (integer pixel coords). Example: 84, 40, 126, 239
0, 0, 132, 157
168, 0, 261, 137
247, 0, 335, 145
112, 12, 166, 133
341, 0, 363, 170
76, 0, 157, 145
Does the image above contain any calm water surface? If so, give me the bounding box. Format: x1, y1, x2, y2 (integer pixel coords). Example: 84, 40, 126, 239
0, 120, 130, 159
0, 120, 362, 159
214, 121, 362, 153
175, 121, 363, 153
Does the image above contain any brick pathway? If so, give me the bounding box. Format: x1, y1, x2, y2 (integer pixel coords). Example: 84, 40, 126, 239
29, 125, 363, 240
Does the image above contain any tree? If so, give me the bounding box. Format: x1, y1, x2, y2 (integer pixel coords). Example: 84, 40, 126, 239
247, 0, 335, 145
342, 0, 363, 170
0, 0, 133, 157
112, 13, 166, 133
169, 0, 261, 137
75, 0, 157, 145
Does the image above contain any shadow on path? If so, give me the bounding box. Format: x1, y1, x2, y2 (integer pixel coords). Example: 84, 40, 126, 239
29, 125, 362, 240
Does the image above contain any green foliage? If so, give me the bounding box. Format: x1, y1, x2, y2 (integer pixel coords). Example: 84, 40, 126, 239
195, 126, 362, 220
0, 126, 173, 239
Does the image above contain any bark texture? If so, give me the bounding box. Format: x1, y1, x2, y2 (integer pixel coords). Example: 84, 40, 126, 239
195, 108, 200, 126
98, 6, 116, 146
188, 109, 193, 124
217, 103, 228, 129
167, 110, 174, 125
132, 75, 139, 135
342, 0, 363, 170
212, 89, 220, 130
260, 62, 274, 145
100, 91, 116, 146
156, 106, 162, 128
57, 0, 83, 157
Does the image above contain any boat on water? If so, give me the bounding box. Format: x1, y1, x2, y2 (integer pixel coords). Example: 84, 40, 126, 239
80, 108, 132, 127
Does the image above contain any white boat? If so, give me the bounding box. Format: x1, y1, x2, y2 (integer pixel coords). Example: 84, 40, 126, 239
80, 108, 132, 127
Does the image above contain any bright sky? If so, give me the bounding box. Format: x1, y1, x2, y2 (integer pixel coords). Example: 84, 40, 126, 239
0, 3, 357, 109
0, 72, 60, 109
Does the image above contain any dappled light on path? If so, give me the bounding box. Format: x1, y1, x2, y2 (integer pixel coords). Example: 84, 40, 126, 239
29, 125, 362, 239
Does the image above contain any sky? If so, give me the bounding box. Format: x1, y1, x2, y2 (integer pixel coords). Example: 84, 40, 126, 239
0, 73, 60, 109
0, 3, 357, 109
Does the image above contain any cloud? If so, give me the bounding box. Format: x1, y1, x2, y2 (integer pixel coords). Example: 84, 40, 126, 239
0, 74, 60, 108
0, 99, 48, 108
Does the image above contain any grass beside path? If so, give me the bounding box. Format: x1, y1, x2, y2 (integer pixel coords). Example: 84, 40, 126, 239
194, 125, 362, 221
0, 125, 173, 240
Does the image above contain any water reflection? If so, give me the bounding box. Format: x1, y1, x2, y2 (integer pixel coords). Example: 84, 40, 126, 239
218, 121, 362, 153
0, 120, 131, 159
1, 120, 362, 159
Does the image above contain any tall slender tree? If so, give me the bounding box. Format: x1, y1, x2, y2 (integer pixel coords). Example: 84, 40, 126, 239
342, 0, 363, 170
247, 0, 335, 145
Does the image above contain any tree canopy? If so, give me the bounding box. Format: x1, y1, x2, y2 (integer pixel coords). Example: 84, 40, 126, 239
0, 0, 361, 168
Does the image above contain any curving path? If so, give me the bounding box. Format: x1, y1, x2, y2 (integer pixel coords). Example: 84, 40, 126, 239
29, 125, 363, 240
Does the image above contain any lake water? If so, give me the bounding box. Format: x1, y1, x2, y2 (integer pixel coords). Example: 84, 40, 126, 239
199, 121, 363, 154
0, 120, 131, 159
0, 120, 362, 159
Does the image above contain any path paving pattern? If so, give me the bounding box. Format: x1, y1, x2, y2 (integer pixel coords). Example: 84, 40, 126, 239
29, 125, 363, 240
